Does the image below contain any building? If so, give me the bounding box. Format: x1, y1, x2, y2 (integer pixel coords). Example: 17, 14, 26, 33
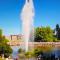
5, 34, 22, 41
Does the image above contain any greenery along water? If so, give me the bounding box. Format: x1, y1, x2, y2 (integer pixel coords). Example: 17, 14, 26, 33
11, 45, 60, 60
0, 29, 12, 58
0, 24, 60, 59
34, 24, 60, 42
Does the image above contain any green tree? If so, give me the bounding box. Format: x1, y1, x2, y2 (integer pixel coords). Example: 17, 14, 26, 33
0, 29, 3, 41
34, 26, 56, 42
0, 29, 9, 43
0, 29, 2, 37
0, 29, 12, 58
57, 28, 60, 40
0, 43, 12, 58
56, 24, 59, 32
56, 24, 60, 40
34, 27, 43, 42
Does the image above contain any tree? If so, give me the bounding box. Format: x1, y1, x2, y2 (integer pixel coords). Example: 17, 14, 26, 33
56, 24, 59, 32
56, 24, 60, 40
0, 29, 12, 58
0, 29, 3, 41
34, 26, 56, 42
0, 43, 12, 58
34, 27, 43, 42
0, 29, 2, 37
57, 28, 60, 40
0, 29, 9, 43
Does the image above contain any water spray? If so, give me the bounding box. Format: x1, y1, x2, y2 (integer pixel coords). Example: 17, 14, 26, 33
21, 0, 35, 52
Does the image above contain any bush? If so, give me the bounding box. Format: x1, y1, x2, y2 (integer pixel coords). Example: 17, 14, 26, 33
34, 27, 56, 42
25, 51, 33, 59
18, 48, 25, 53
0, 43, 12, 58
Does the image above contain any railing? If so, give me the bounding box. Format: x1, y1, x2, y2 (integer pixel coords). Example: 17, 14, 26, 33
7, 42, 60, 47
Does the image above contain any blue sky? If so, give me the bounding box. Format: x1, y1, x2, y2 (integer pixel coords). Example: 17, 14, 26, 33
0, 0, 60, 35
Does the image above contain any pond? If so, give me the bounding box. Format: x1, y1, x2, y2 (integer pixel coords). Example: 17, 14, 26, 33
11, 46, 60, 59
11, 46, 21, 59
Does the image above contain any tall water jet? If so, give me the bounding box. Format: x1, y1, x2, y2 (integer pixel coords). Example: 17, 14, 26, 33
21, 0, 35, 52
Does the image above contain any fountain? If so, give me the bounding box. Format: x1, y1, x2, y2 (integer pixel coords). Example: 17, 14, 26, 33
21, 0, 35, 52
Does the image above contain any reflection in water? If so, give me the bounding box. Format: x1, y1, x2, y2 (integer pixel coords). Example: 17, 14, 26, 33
11, 46, 21, 58
11, 46, 60, 59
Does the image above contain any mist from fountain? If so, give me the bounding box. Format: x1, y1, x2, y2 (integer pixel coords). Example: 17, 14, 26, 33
21, 0, 35, 52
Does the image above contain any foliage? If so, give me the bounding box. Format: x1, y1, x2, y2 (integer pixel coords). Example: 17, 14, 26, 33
33, 45, 53, 57
0, 43, 12, 58
0, 29, 9, 43
55, 24, 60, 40
18, 48, 25, 53
25, 51, 33, 58
56, 24, 60, 31
18, 48, 25, 59
33, 48, 42, 57
57, 28, 60, 40
0, 29, 2, 37
0, 29, 12, 58
0, 36, 9, 44
34, 26, 56, 42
